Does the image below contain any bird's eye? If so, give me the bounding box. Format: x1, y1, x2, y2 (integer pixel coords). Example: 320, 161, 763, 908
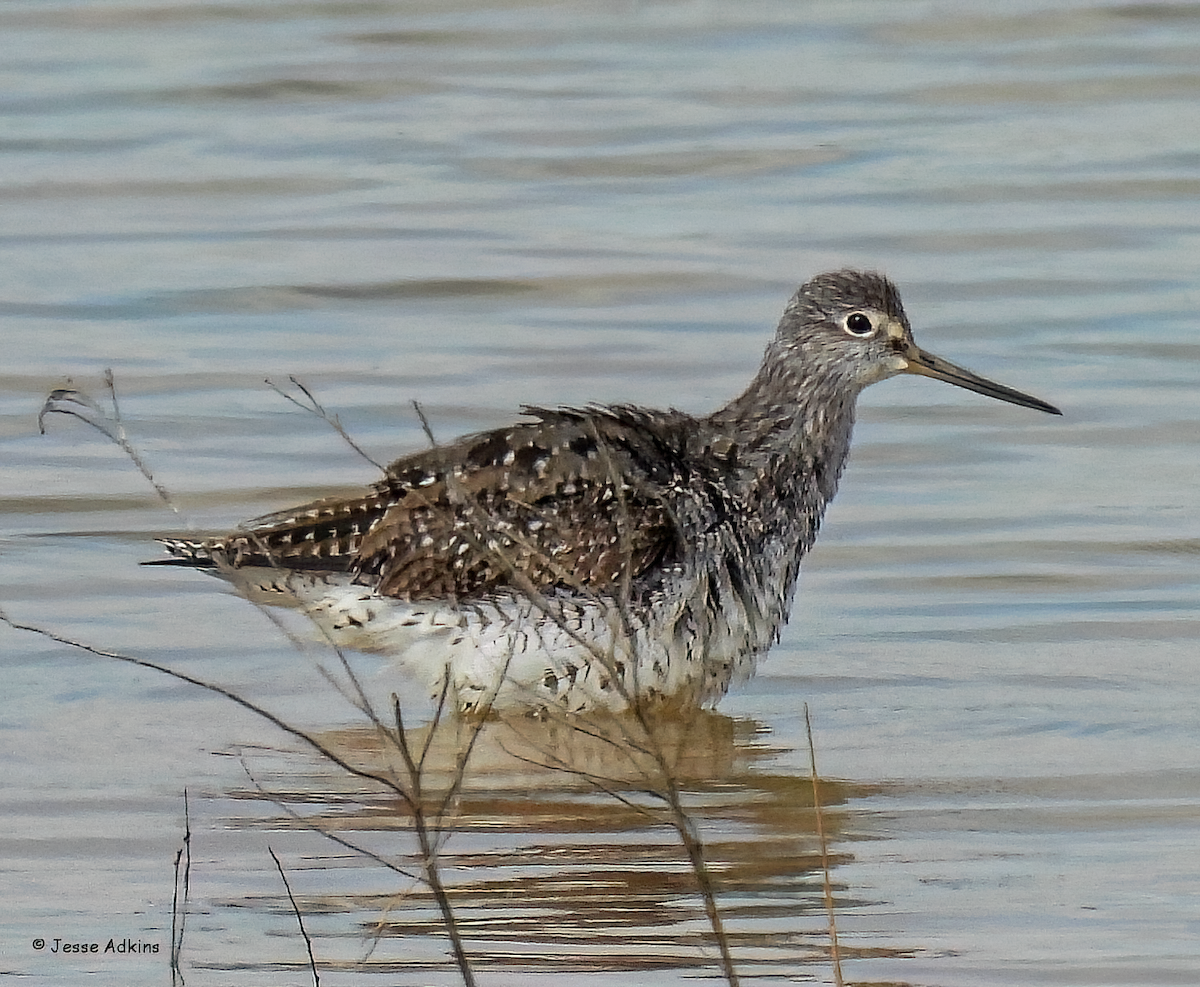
844, 312, 874, 336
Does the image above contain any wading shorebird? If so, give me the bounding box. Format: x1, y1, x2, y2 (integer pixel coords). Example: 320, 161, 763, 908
159, 270, 1059, 713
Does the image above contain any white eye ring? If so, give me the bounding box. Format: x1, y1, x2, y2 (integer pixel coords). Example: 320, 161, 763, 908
844, 312, 874, 336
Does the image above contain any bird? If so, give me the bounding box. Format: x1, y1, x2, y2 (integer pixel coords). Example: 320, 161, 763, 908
157, 270, 1060, 714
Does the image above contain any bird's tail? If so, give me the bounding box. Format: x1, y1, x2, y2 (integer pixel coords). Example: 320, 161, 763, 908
145, 538, 221, 568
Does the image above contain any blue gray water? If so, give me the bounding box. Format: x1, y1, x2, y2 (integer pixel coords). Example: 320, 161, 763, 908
2, 2, 1198, 985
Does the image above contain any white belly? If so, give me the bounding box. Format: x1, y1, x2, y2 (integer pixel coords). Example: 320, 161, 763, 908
222, 565, 782, 713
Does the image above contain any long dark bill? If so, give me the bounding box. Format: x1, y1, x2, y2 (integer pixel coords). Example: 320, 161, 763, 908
902, 344, 1062, 415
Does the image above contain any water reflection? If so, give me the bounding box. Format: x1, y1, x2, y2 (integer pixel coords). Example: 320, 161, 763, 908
219, 709, 895, 980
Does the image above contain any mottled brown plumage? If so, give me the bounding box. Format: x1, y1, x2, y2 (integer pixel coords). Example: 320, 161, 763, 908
159, 270, 1059, 712
216, 408, 684, 600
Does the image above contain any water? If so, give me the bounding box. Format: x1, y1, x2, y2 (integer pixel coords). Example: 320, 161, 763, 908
2, 1, 1198, 984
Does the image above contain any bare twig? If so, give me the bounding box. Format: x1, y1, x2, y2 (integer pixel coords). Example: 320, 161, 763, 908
170, 788, 191, 987
231, 669, 475, 982
495, 737, 665, 820
390, 696, 477, 987
661, 768, 738, 986
237, 757, 420, 882
418, 674, 453, 773
104, 368, 123, 422
582, 424, 742, 984
0, 609, 413, 812
38, 373, 180, 514
268, 847, 320, 987
306, 636, 487, 972
266, 376, 385, 472
0, 606, 484, 985
806, 704, 843, 987
236, 756, 419, 965
157, 386, 482, 985
412, 399, 437, 448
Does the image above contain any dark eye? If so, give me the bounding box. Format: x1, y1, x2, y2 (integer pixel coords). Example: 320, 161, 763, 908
845, 312, 873, 336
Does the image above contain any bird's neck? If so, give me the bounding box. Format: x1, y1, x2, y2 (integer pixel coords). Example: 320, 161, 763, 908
705, 341, 859, 523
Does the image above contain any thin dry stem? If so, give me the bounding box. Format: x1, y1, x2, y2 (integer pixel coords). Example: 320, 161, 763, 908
170, 788, 191, 987
235, 614, 479, 984
390, 695, 477, 987
418, 674, 453, 773
0, 609, 421, 805
269, 847, 320, 987
38, 372, 180, 514
237, 758, 420, 882
201, 399, 485, 984
412, 399, 437, 448
212, 532, 483, 984
273, 609, 487, 987
806, 704, 843, 987
266, 375, 385, 472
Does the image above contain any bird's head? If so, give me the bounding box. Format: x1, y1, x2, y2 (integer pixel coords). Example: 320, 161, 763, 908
778, 269, 1061, 415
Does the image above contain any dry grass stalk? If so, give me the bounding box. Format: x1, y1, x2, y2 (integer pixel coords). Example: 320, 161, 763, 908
38, 369, 180, 515
266, 375, 385, 471
268, 846, 320, 987
170, 788, 191, 987
806, 704, 843, 987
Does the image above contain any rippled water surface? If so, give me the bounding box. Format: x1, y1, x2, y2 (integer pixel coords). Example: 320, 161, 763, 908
2, 2, 1198, 985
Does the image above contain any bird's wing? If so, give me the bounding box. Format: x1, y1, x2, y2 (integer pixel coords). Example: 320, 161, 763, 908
211, 410, 684, 601
360, 410, 682, 600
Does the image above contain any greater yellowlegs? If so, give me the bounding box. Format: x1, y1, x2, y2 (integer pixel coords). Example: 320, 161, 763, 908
159, 270, 1059, 712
